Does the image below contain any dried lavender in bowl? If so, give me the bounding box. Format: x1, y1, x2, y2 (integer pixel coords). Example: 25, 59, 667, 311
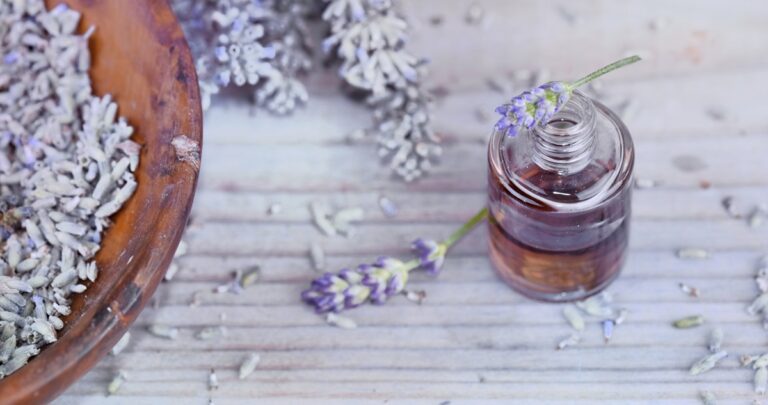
0, 1, 139, 378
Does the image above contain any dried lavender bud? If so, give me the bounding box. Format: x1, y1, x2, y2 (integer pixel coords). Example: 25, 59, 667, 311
602, 320, 614, 343
562, 305, 585, 332
208, 368, 219, 391
0, 1, 138, 379
148, 324, 179, 340
309, 243, 325, 271
238, 353, 261, 379
556, 333, 580, 350
689, 350, 727, 375
110, 332, 131, 356
708, 328, 723, 353
757, 367, 768, 394
677, 248, 711, 260
325, 312, 357, 329
403, 289, 426, 305
749, 205, 767, 229
673, 315, 704, 329
107, 371, 127, 395
699, 390, 717, 405
378, 196, 398, 217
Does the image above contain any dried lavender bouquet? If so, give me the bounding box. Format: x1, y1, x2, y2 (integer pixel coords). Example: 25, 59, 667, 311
0, 1, 139, 377
322, 0, 441, 182
171, 0, 317, 113
301, 56, 641, 314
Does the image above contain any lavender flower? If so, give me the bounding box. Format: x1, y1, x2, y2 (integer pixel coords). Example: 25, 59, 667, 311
494, 55, 642, 137
301, 208, 490, 313
411, 238, 446, 275
301, 257, 412, 313
495, 81, 570, 137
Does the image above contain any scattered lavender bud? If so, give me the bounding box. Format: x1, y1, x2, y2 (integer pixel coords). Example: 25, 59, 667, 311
465, 3, 485, 25
325, 313, 357, 329
310, 203, 336, 236
332, 207, 364, 236
195, 326, 227, 341
267, 204, 282, 216
310, 243, 326, 271
757, 367, 768, 394
556, 333, 580, 350
208, 369, 219, 391
748, 205, 767, 229
602, 320, 614, 343
164, 262, 180, 281
689, 350, 727, 375
107, 371, 127, 395
634, 178, 658, 189
378, 196, 399, 218
676, 248, 711, 260
239, 266, 260, 288
147, 324, 179, 340
721, 196, 741, 218
708, 328, 723, 353
673, 315, 704, 329
562, 305, 585, 332
110, 332, 131, 356
699, 390, 717, 405
238, 353, 261, 379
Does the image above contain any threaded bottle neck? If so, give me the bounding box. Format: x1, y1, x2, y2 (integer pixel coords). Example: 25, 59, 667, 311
531, 91, 597, 175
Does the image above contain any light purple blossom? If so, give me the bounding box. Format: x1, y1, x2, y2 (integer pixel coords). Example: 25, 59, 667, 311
411, 238, 445, 275
301, 257, 409, 313
494, 81, 571, 137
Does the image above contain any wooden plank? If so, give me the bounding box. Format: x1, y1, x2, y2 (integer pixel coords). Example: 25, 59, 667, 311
402, 0, 768, 90
191, 186, 768, 222
197, 135, 768, 192
204, 69, 768, 145
151, 277, 760, 306
182, 219, 767, 256
173, 250, 765, 283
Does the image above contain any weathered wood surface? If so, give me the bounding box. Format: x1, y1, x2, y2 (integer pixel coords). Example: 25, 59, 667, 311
57, 0, 768, 403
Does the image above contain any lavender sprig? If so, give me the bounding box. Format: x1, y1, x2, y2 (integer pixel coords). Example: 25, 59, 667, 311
302, 208, 488, 313
495, 55, 641, 137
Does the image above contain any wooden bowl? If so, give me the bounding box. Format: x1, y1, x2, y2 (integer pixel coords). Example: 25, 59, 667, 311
0, 1, 202, 403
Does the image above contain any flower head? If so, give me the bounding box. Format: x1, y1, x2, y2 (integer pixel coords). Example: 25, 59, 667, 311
301, 257, 410, 313
494, 81, 571, 137
411, 238, 446, 275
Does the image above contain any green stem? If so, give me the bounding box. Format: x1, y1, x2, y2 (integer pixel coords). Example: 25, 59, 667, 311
402, 258, 422, 272
569, 55, 641, 89
442, 207, 489, 249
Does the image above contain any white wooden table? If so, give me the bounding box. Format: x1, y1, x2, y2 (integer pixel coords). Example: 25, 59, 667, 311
58, 1, 768, 403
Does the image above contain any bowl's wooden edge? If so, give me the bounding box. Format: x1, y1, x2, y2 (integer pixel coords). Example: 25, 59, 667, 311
0, 0, 203, 402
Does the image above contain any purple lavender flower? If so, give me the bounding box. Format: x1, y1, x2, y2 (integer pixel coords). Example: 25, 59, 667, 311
411, 238, 446, 275
494, 81, 571, 137
301, 257, 410, 313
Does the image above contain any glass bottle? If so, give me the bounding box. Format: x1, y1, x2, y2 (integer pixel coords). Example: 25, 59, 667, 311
487, 90, 634, 302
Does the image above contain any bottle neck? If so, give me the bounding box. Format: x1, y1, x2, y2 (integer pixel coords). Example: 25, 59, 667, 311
531, 91, 597, 175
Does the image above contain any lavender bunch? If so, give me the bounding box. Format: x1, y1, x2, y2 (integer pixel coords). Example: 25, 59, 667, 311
322, 0, 441, 182
495, 56, 641, 137
171, 0, 316, 113
302, 208, 488, 312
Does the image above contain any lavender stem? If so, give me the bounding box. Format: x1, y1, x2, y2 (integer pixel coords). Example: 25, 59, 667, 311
569, 55, 642, 89
442, 207, 489, 248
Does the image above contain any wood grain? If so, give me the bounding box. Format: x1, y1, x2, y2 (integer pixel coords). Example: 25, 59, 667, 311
57, 0, 768, 403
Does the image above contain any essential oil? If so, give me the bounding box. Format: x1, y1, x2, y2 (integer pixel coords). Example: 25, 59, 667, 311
487, 91, 634, 302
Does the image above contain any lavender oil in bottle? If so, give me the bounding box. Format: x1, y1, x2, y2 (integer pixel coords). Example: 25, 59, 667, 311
487, 90, 634, 302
